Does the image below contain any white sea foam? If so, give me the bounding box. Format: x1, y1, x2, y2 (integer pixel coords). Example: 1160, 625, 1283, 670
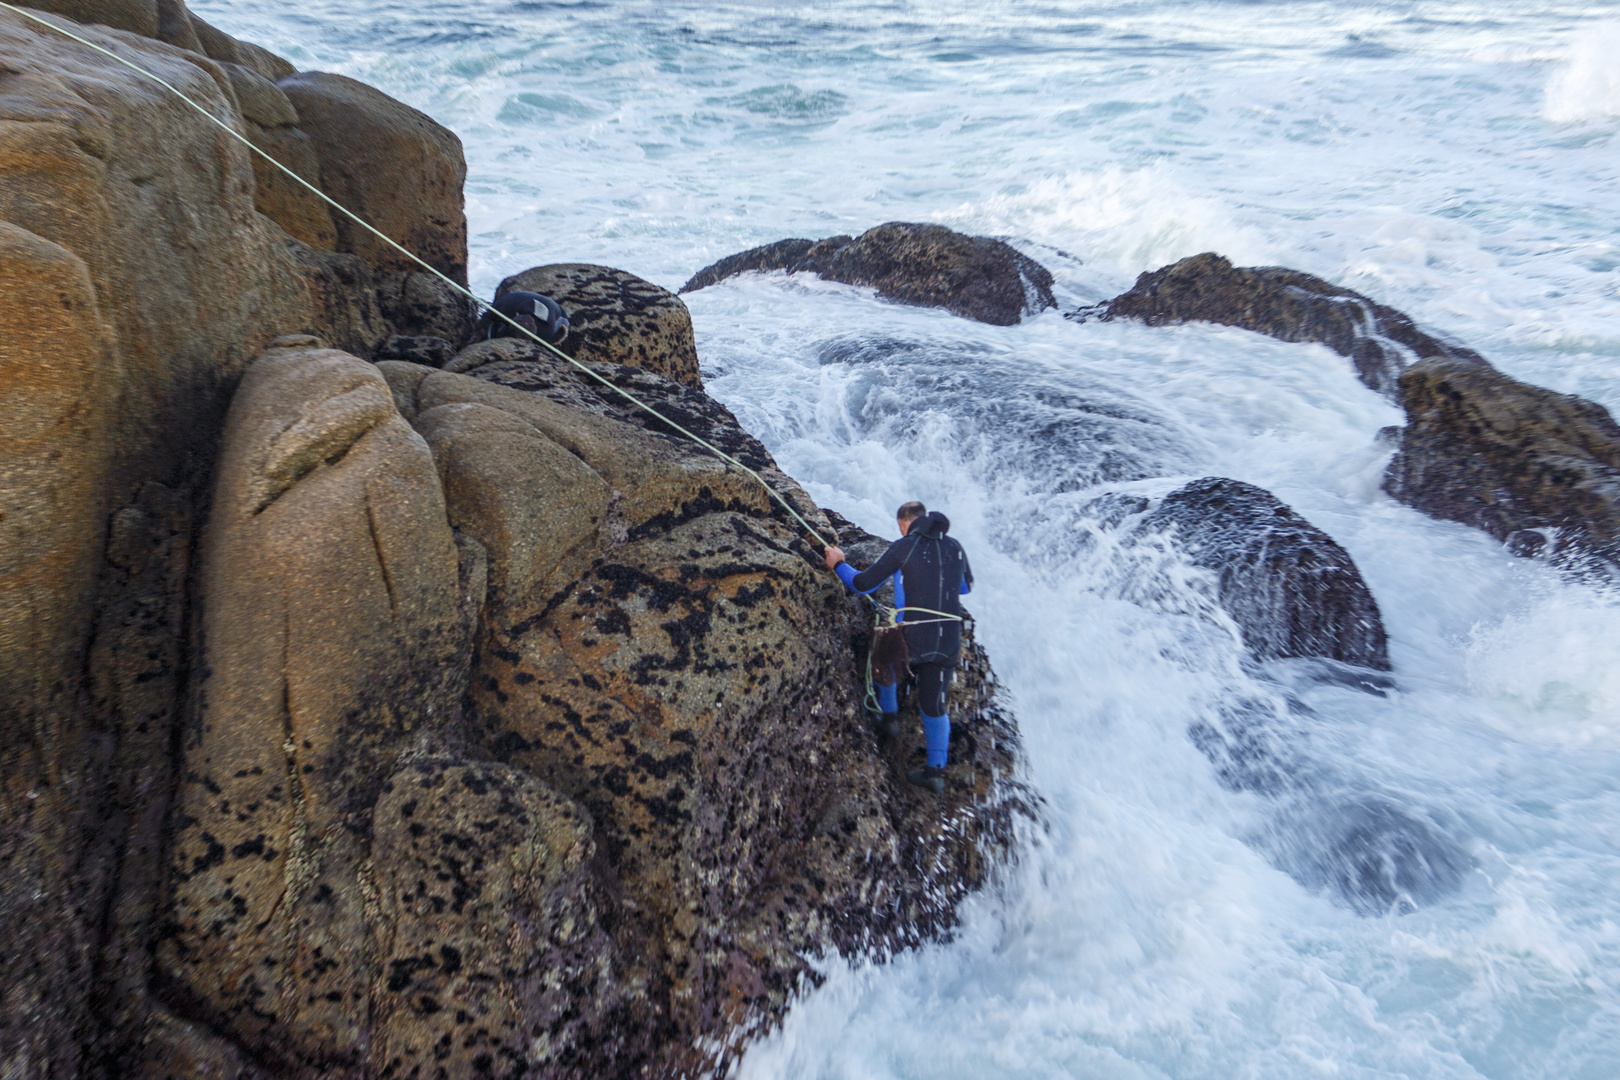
1544, 21, 1620, 123
194, 2, 1620, 1074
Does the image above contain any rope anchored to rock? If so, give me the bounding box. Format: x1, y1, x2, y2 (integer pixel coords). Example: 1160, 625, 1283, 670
1, 1, 839, 550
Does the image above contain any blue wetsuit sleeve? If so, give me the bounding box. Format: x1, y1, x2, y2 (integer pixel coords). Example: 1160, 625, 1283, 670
834, 561, 861, 590
845, 537, 912, 594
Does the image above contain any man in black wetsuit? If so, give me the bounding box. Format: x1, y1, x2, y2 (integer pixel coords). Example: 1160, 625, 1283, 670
823, 501, 973, 794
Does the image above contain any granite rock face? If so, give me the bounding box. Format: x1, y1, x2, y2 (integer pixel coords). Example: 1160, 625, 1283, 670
496, 263, 704, 389
291, 243, 474, 360
0, 13, 312, 1078
230, 63, 340, 251
2, 10, 1029, 1077
156, 343, 474, 1071
1091, 252, 1485, 397
279, 71, 470, 287
1385, 357, 1620, 567
680, 222, 1057, 326
1139, 477, 1391, 670
376, 356, 1030, 1077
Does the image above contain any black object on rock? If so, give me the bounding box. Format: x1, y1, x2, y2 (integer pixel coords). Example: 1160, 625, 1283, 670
908, 766, 945, 794
471, 289, 570, 344
680, 222, 1056, 326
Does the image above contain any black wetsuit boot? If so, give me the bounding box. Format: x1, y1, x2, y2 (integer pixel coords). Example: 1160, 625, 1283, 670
907, 765, 945, 794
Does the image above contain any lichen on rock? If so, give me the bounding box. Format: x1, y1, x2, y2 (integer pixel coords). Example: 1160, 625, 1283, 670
495, 263, 705, 389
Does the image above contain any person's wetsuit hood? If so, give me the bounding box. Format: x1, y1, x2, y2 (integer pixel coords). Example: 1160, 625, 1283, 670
909, 510, 951, 539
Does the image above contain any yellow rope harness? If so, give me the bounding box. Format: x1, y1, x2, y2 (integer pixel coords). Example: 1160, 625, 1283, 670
0, 1, 838, 549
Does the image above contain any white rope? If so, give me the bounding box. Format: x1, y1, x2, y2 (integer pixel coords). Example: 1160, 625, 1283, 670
0, 1, 837, 548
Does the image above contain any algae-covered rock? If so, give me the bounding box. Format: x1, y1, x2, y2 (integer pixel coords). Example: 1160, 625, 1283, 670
680, 222, 1057, 326
495, 263, 703, 389
1092, 252, 1485, 397
397, 359, 1029, 1076
1386, 357, 1620, 567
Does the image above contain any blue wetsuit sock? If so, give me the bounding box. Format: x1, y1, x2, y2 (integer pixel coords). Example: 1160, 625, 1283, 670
922, 712, 950, 768
877, 683, 898, 716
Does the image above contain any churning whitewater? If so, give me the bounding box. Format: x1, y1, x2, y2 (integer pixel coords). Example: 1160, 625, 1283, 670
199, 1, 1620, 1075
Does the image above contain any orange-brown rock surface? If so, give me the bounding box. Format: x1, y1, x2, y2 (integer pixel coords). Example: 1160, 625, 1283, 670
0, 11, 313, 1075
0, 9, 1028, 1079
279, 71, 470, 288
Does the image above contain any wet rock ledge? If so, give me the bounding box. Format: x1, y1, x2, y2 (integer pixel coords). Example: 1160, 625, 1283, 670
0, 8, 1029, 1080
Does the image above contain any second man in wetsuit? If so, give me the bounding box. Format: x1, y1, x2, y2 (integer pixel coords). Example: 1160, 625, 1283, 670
823, 501, 973, 794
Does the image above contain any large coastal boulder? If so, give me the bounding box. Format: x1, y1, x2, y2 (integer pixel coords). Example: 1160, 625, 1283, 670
156, 342, 478, 1070
373, 357, 1029, 1076
1139, 477, 1391, 670
279, 71, 470, 287
0, 14, 311, 1077
680, 222, 1057, 326
1386, 357, 1620, 566
1091, 252, 1485, 397
495, 264, 703, 389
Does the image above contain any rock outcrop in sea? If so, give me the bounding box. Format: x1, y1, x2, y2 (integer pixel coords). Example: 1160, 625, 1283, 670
1090, 252, 1620, 574
680, 222, 1057, 326
1139, 477, 1391, 671
0, 7, 1028, 1079
1386, 357, 1620, 568
1082, 252, 1486, 398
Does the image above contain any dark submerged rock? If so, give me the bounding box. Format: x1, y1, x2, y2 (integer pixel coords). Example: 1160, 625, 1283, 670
680, 222, 1057, 326
1267, 794, 1472, 917
1140, 477, 1391, 670
1091, 252, 1486, 397
1385, 356, 1620, 569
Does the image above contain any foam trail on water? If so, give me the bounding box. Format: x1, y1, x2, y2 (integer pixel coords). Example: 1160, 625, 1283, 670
1544, 20, 1620, 123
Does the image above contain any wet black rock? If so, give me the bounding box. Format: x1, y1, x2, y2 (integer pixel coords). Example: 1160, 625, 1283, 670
1090, 252, 1486, 397
1141, 477, 1391, 670
1386, 357, 1620, 569
680, 222, 1056, 326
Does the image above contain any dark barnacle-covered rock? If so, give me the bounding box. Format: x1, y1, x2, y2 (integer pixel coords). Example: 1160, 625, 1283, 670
681, 222, 1056, 326
1086, 252, 1485, 397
